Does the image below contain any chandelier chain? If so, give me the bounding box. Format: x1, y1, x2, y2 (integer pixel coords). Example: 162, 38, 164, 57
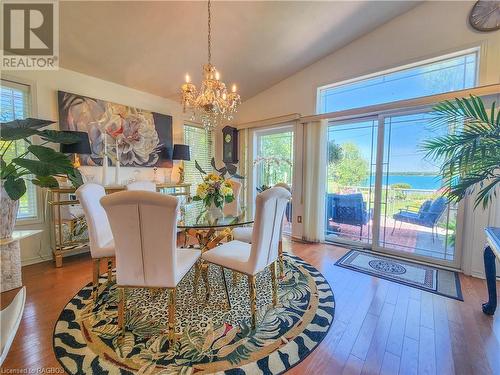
208, 0, 211, 64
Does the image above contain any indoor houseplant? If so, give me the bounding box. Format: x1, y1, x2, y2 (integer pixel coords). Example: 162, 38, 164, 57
193, 172, 234, 218
1, 118, 83, 239
422, 95, 499, 209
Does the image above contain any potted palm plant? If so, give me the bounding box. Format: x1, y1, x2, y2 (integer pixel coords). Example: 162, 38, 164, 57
422, 95, 499, 209
1, 118, 83, 239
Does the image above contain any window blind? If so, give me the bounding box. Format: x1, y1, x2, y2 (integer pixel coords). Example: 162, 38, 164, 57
1, 79, 38, 220
183, 125, 213, 187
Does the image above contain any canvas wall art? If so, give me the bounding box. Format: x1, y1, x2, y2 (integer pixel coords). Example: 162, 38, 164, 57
57, 91, 173, 167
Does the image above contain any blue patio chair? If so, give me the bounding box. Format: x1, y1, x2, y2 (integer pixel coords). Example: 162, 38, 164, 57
326, 193, 371, 239
392, 196, 447, 241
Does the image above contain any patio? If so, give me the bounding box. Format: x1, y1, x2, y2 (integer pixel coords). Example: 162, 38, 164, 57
326, 217, 454, 261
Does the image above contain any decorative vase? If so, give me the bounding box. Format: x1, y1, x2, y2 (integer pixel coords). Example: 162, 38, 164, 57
0, 182, 20, 240
207, 202, 224, 220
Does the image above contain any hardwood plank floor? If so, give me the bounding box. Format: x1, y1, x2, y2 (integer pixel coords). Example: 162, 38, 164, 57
1, 240, 499, 374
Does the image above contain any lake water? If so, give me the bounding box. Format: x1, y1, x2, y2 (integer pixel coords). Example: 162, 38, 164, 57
361, 174, 442, 190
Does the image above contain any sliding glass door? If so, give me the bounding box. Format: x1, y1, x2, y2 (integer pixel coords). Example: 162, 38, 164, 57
377, 112, 459, 263
325, 118, 377, 246
325, 112, 461, 267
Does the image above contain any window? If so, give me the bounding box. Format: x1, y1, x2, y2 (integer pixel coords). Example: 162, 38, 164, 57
317, 49, 478, 114
183, 125, 213, 186
0, 79, 38, 220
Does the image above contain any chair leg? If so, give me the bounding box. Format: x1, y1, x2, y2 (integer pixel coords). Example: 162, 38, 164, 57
201, 262, 210, 303
270, 262, 278, 307
193, 259, 201, 297
118, 287, 126, 337
278, 240, 284, 278
391, 220, 397, 235
220, 266, 231, 310
92, 258, 100, 302
248, 275, 257, 330
359, 225, 363, 240
107, 258, 113, 284
168, 288, 177, 344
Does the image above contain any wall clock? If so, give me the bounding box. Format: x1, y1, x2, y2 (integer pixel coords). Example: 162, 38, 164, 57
222, 126, 238, 163
469, 0, 500, 32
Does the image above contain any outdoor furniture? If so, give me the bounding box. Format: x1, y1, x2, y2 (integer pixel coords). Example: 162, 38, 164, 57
326, 193, 371, 239
392, 197, 447, 241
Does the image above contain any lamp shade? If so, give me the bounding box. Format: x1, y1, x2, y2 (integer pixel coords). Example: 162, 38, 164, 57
172, 144, 190, 161
60, 131, 91, 154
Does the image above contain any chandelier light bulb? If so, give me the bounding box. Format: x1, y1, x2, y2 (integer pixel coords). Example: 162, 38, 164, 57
215, 71, 220, 80
185, 74, 191, 83
232, 84, 237, 93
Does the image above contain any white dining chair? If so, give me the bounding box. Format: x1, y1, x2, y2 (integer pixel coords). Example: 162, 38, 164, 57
126, 180, 157, 192
202, 186, 291, 329
100, 191, 201, 343
223, 179, 242, 217
76, 183, 115, 302
232, 183, 291, 277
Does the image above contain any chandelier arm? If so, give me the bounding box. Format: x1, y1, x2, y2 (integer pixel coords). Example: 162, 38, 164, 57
208, 0, 211, 65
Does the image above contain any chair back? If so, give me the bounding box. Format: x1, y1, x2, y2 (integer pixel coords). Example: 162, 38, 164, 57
223, 179, 242, 216
100, 191, 179, 287
274, 182, 291, 192
126, 180, 156, 192
327, 193, 367, 226
76, 183, 113, 258
422, 197, 447, 225
249, 187, 291, 274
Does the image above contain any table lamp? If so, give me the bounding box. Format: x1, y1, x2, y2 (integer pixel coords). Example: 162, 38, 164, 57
172, 144, 190, 183
60, 131, 91, 168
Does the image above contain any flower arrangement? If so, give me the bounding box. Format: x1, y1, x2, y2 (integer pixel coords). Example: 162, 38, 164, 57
193, 172, 234, 209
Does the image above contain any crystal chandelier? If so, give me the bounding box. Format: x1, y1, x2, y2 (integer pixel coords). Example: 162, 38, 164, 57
181, 0, 241, 131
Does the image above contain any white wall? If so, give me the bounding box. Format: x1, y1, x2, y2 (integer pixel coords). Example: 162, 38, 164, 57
234, 1, 500, 277
3, 68, 186, 265
236, 1, 500, 123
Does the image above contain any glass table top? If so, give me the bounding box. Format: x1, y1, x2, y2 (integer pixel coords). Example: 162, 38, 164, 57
178, 201, 253, 229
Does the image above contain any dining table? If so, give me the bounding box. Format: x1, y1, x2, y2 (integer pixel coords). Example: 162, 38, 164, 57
177, 201, 254, 304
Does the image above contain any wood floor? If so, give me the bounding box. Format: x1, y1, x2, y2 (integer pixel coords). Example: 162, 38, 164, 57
1, 240, 499, 374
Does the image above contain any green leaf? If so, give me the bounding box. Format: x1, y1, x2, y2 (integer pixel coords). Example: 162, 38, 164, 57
0, 161, 17, 179
37, 130, 82, 144
4, 177, 26, 200
32, 175, 59, 188
67, 168, 84, 188
0, 118, 54, 130
0, 127, 38, 141
13, 145, 73, 176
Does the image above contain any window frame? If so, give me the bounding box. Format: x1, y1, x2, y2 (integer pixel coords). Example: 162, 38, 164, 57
1, 75, 43, 225
316, 47, 480, 115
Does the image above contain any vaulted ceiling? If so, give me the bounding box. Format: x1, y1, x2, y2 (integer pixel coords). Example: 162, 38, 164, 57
60, 1, 419, 102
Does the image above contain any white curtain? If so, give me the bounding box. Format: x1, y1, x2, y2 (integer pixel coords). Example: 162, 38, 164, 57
303, 119, 328, 242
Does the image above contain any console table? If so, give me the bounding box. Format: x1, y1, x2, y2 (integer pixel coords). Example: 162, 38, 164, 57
483, 227, 500, 315
1, 230, 43, 292
47, 183, 191, 267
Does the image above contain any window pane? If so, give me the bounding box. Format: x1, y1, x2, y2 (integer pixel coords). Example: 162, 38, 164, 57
318, 50, 478, 114
1, 80, 37, 220
183, 125, 213, 187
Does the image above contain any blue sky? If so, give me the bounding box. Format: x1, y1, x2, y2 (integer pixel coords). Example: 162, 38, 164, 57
325, 53, 476, 174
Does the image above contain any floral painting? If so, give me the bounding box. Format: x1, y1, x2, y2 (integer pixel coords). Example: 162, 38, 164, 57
57, 91, 173, 167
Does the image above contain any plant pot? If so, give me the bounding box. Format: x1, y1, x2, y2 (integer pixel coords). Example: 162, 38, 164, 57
0, 182, 20, 240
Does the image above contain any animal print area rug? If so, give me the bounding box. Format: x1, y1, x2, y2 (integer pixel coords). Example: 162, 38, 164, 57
53, 254, 334, 374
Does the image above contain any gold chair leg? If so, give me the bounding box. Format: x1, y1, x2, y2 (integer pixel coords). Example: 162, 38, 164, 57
118, 287, 126, 337
270, 261, 278, 307
248, 275, 257, 330
220, 266, 231, 310
92, 258, 100, 302
168, 288, 177, 345
194, 259, 201, 297
107, 258, 113, 284
201, 262, 210, 303
278, 240, 284, 278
